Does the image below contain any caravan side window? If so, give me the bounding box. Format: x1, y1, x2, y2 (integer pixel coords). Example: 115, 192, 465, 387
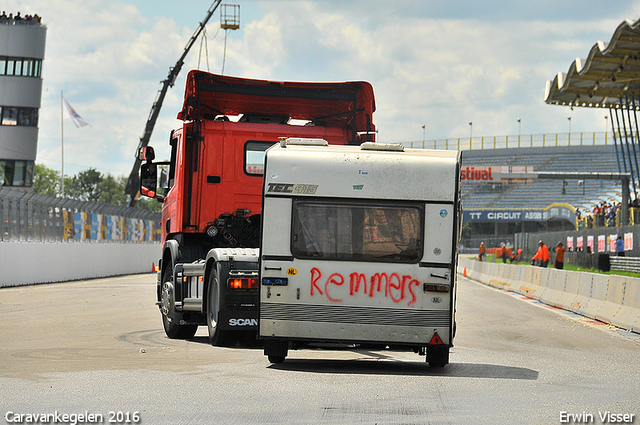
291, 199, 423, 263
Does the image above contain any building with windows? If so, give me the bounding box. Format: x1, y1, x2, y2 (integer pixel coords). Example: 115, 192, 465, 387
0, 13, 46, 188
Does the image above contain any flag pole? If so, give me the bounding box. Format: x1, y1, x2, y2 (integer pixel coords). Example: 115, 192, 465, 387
61, 90, 65, 198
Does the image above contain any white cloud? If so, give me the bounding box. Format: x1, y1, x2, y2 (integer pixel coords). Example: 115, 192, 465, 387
2, 0, 635, 177
4, 0, 192, 176
222, 6, 624, 142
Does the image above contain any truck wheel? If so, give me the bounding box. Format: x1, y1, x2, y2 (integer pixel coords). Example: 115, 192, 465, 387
161, 267, 197, 339
206, 269, 234, 346
426, 346, 449, 368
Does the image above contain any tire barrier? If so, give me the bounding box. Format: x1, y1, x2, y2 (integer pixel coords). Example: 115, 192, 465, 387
458, 257, 640, 334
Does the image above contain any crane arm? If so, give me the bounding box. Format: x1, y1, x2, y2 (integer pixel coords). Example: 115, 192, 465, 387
125, 0, 223, 206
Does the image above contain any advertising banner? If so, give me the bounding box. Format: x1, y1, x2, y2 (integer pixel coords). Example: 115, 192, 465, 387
74, 212, 84, 239
91, 213, 99, 240
460, 165, 534, 183
625, 232, 633, 251
463, 204, 575, 222
598, 235, 606, 253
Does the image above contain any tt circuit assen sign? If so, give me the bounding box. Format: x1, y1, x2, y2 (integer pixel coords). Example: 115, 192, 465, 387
463, 205, 576, 223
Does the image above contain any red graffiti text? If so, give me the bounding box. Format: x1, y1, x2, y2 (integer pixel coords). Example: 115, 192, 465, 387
310, 267, 421, 306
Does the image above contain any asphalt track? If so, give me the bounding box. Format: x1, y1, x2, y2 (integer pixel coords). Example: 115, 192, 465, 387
1, 273, 638, 424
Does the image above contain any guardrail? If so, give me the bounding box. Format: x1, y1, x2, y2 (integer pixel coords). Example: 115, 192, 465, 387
459, 256, 640, 333
403, 131, 615, 151
0, 187, 161, 242
609, 256, 640, 273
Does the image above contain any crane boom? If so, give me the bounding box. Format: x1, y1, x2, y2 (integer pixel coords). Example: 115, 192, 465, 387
125, 0, 223, 206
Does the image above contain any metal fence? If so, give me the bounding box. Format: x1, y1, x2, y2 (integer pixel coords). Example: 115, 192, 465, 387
0, 187, 161, 242
402, 131, 614, 151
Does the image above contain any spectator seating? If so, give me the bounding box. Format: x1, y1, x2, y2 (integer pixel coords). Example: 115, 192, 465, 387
461, 144, 623, 211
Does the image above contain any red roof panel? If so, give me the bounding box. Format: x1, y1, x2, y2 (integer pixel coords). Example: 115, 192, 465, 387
178, 70, 376, 134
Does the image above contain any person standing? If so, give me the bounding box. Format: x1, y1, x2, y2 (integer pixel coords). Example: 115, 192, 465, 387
479, 242, 486, 262
616, 235, 625, 257
532, 240, 550, 267
500, 243, 508, 263
554, 242, 565, 269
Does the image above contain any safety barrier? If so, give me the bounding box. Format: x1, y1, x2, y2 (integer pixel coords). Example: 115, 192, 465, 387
0, 241, 160, 287
459, 257, 640, 333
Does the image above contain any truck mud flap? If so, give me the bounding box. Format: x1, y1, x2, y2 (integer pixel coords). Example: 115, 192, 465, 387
218, 309, 258, 331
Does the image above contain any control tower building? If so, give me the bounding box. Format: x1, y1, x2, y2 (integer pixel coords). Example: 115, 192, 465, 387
0, 13, 46, 188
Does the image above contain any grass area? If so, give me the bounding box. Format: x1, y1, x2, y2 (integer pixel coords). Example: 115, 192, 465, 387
466, 255, 640, 278
562, 264, 640, 278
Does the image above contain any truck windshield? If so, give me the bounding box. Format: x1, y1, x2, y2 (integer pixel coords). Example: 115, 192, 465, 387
291, 199, 423, 263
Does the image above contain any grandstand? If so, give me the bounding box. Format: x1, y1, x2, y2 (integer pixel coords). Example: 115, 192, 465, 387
455, 17, 640, 256
457, 143, 629, 252
460, 144, 623, 213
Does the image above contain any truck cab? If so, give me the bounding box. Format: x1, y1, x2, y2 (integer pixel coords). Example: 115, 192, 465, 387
139, 71, 376, 345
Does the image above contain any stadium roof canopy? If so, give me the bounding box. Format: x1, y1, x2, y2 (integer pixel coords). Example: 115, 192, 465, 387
545, 18, 640, 109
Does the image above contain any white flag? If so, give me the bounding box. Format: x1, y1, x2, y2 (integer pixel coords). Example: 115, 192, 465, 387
62, 96, 90, 128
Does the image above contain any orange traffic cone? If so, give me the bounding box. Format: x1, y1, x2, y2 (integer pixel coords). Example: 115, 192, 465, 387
463, 267, 467, 277
152, 262, 156, 272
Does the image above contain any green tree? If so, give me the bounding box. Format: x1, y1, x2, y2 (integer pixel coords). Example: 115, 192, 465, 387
98, 175, 128, 206
135, 196, 162, 212
67, 168, 103, 202
33, 164, 61, 196
34, 164, 159, 211
63, 175, 75, 198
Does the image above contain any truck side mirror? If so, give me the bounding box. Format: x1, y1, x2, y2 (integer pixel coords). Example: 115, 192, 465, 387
137, 146, 156, 161
140, 162, 164, 202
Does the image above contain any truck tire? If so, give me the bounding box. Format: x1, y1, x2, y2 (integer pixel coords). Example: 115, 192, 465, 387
160, 267, 198, 339
206, 269, 234, 346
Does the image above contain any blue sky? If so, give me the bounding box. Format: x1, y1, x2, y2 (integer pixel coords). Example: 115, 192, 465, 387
5, 0, 640, 177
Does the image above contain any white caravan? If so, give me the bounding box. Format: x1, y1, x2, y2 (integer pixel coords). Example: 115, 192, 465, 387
259, 138, 461, 367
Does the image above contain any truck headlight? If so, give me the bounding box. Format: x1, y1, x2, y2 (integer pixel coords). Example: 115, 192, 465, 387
206, 225, 218, 238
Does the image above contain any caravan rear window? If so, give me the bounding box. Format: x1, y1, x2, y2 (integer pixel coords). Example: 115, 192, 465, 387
291, 199, 423, 263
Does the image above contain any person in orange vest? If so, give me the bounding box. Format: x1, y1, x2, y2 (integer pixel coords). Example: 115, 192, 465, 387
532, 240, 549, 267
499, 243, 508, 263
478, 242, 486, 261
510, 247, 523, 263
554, 241, 565, 269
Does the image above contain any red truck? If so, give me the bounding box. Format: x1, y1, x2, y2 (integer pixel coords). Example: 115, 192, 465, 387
138, 70, 376, 345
